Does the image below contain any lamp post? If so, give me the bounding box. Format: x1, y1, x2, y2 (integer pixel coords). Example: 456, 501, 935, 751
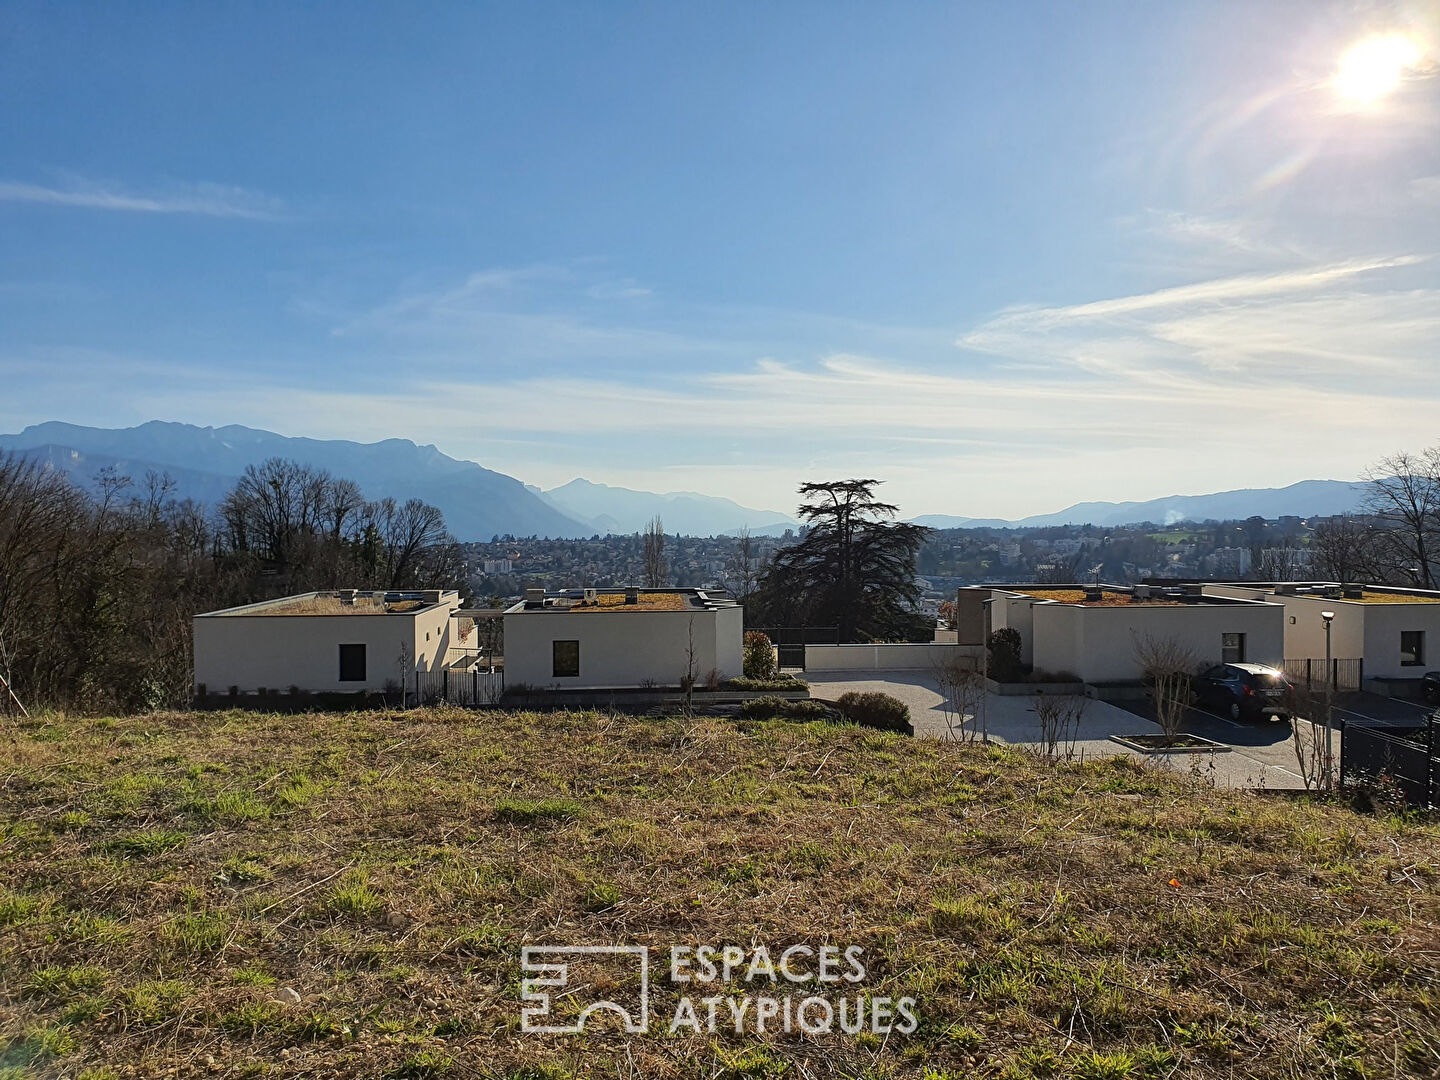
1321, 610, 1335, 791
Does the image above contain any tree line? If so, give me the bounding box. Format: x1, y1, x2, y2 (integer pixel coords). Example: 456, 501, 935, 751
0, 454, 461, 714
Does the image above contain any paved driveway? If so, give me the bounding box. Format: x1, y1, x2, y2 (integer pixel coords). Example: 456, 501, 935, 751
804, 669, 1314, 789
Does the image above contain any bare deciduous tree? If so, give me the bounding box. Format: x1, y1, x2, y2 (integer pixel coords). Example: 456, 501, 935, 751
933, 651, 985, 742
1133, 631, 1198, 745
1034, 694, 1087, 763
643, 515, 667, 588
1362, 446, 1440, 588
723, 527, 758, 602
1310, 515, 1381, 586
1256, 546, 1306, 582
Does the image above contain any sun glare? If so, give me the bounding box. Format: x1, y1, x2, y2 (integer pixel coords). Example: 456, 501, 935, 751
1334, 33, 1424, 103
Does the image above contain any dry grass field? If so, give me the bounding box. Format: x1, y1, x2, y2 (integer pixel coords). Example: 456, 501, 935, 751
1, 707, 1437, 1079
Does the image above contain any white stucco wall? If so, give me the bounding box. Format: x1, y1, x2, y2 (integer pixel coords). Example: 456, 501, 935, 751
804, 643, 984, 671
503, 606, 742, 689
1031, 600, 1285, 683
988, 592, 1037, 666
1361, 603, 1440, 678
1203, 586, 1368, 662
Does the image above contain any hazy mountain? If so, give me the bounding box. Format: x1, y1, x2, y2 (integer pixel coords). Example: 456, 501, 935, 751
911, 479, 1367, 530
538, 477, 799, 536
13, 443, 239, 505
0, 421, 588, 541
910, 514, 1012, 529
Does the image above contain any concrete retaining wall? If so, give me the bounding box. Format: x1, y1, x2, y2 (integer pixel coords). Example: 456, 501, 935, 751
804, 643, 984, 672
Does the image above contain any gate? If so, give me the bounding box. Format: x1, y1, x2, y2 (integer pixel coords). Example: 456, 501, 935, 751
412, 667, 505, 706
749, 627, 840, 671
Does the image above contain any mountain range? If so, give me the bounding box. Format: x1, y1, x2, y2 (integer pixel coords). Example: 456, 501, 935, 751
0, 421, 798, 540
909, 478, 1367, 530
1, 420, 1368, 539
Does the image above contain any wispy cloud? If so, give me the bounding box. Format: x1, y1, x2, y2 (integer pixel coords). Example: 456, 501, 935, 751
0, 178, 284, 220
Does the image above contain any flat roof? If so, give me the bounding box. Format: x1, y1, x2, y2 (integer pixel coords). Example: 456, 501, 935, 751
979, 584, 1261, 608
506, 588, 738, 614
197, 590, 456, 617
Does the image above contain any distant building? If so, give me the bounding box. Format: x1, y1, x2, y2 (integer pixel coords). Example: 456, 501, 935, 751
482, 559, 513, 574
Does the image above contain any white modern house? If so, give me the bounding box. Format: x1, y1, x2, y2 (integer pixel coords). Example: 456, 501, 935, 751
961, 584, 1285, 683
503, 587, 743, 690
1205, 582, 1440, 682
194, 589, 462, 696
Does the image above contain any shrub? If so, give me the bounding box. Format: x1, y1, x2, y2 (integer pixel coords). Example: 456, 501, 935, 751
835, 691, 913, 736
743, 631, 778, 680
739, 697, 834, 722
725, 674, 809, 692
987, 628, 1024, 682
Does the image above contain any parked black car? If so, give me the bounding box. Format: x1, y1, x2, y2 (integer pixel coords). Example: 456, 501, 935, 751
1194, 662, 1294, 723
1424, 671, 1440, 705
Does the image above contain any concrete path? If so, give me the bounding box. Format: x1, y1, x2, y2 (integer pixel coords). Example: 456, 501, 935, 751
804, 669, 1313, 789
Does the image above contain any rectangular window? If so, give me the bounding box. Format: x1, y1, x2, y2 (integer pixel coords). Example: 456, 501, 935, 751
553, 639, 580, 678
1221, 633, 1246, 664
339, 643, 367, 682
1401, 631, 1425, 667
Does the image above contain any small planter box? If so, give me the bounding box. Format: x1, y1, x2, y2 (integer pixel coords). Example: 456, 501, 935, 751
1085, 681, 1150, 702
1110, 733, 1231, 754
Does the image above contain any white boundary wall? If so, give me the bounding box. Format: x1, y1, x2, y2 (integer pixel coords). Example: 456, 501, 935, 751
804, 643, 984, 672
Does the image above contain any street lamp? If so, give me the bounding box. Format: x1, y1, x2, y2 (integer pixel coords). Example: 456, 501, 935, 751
1321, 610, 1336, 790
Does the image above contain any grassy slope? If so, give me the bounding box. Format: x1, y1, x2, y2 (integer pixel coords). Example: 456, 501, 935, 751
0, 708, 1437, 1080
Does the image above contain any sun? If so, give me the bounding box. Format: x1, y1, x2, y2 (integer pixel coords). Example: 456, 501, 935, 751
1333, 33, 1424, 103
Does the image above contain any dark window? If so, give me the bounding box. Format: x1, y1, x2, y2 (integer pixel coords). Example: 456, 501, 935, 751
553, 639, 580, 678
339, 643, 367, 682
1401, 631, 1425, 667
1221, 633, 1246, 664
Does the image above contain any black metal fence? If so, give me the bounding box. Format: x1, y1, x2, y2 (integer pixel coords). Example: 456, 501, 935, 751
1340, 715, 1437, 808
412, 667, 505, 706
1283, 658, 1364, 693
748, 627, 840, 670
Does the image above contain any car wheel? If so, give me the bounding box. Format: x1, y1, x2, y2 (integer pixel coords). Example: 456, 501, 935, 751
1228, 700, 1242, 722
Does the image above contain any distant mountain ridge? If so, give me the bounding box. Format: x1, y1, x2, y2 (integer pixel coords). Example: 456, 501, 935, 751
2, 420, 1370, 539
536, 477, 798, 537
910, 478, 1367, 530
0, 421, 588, 541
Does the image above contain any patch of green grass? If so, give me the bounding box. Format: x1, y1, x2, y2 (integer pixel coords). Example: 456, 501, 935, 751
322, 870, 385, 917
160, 911, 227, 954
107, 827, 189, 857
492, 797, 584, 824
24, 965, 107, 1000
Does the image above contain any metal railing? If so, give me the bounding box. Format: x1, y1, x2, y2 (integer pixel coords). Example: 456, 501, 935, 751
1340, 715, 1437, 808
412, 667, 505, 706
1283, 658, 1364, 693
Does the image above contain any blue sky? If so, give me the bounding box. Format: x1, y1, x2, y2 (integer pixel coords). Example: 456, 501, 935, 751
2, 1, 1438, 519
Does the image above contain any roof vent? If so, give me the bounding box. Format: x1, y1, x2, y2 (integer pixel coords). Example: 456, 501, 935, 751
1083, 585, 1103, 602
337, 589, 358, 605
625, 587, 639, 605
1132, 585, 1150, 601
1342, 585, 1364, 600
524, 587, 544, 608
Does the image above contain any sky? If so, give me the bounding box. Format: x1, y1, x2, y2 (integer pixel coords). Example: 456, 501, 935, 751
2, 1, 1439, 520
